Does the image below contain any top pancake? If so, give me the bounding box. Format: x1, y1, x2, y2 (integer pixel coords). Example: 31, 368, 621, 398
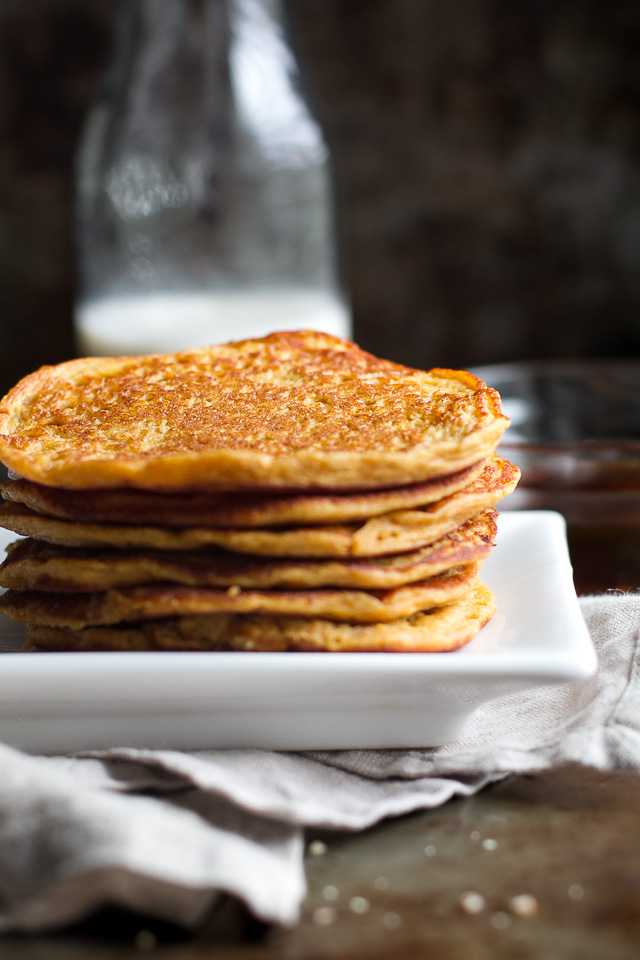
0, 330, 509, 492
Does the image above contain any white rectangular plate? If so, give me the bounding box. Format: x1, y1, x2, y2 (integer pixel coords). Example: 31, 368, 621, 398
0, 511, 596, 753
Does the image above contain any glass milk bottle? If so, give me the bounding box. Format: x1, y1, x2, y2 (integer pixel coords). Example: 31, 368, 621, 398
75, 0, 350, 356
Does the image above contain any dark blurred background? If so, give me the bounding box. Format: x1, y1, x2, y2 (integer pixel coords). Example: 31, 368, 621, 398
2, 0, 640, 397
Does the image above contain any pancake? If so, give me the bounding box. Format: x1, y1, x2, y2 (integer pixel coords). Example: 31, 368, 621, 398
0, 510, 497, 592
0, 456, 519, 557
25, 580, 497, 652
0, 458, 487, 527
0, 330, 509, 491
0, 562, 480, 627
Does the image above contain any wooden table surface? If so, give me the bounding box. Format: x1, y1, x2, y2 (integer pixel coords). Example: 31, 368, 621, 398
3, 520, 640, 960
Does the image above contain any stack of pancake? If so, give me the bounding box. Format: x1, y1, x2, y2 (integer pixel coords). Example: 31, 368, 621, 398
0, 331, 519, 652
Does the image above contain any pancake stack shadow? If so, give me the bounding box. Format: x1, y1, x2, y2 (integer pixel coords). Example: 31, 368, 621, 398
0, 332, 519, 652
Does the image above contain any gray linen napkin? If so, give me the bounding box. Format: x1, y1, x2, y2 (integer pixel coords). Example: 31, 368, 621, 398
0, 594, 638, 933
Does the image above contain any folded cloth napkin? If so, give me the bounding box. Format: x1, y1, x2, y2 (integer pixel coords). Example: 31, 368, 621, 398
0, 594, 638, 933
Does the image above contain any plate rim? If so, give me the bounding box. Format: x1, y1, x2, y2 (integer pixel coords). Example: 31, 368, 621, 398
0, 510, 597, 695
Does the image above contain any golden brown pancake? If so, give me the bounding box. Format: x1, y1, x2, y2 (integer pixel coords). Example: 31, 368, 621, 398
0, 562, 480, 627
25, 580, 496, 652
0, 331, 509, 491
0, 457, 519, 557
0, 458, 487, 527
0, 510, 497, 592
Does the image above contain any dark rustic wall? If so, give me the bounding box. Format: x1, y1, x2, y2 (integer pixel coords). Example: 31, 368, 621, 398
0, 0, 113, 396
2, 0, 640, 397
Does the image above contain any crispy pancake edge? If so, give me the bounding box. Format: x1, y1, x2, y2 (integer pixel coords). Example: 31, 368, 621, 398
25, 581, 497, 652
0, 510, 497, 592
0, 458, 488, 527
0, 563, 481, 627
0, 458, 519, 557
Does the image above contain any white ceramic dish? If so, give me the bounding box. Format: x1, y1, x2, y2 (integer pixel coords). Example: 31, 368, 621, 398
0, 511, 596, 754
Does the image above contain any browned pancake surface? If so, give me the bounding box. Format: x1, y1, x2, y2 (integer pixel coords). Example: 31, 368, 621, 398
25, 581, 497, 652
0, 457, 519, 557
0, 459, 486, 527
0, 562, 480, 627
0, 331, 508, 490
0, 510, 497, 592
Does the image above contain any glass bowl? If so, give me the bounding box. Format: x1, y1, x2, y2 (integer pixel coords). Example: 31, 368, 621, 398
472, 360, 640, 526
